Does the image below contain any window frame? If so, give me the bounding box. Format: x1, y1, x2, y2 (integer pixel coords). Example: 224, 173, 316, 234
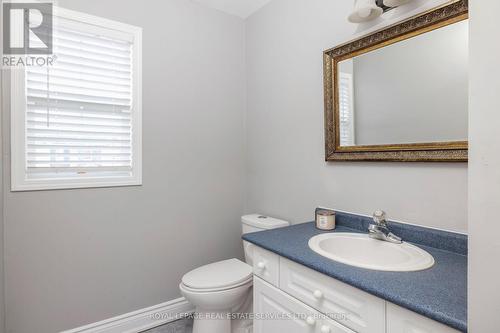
11, 7, 142, 191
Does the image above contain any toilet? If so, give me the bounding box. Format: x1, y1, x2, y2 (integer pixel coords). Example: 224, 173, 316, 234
179, 214, 290, 333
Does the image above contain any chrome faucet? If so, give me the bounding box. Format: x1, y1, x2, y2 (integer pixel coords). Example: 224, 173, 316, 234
368, 210, 402, 244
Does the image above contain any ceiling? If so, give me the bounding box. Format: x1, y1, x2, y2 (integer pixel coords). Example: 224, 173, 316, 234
192, 0, 272, 19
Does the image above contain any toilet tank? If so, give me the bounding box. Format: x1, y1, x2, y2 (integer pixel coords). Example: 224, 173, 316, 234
242, 214, 290, 265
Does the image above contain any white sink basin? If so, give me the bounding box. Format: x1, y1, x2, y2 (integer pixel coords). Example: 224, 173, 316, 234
308, 233, 434, 272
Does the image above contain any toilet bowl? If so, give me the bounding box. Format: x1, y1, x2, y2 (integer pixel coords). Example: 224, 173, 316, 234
179, 215, 290, 333
179, 259, 253, 333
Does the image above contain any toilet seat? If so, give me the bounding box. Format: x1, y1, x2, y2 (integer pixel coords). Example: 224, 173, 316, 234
181, 258, 252, 291
181, 275, 253, 293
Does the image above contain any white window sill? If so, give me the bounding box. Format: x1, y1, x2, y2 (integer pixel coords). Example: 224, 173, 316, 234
11, 177, 142, 192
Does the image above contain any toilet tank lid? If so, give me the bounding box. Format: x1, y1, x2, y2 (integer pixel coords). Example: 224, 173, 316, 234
241, 214, 290, 230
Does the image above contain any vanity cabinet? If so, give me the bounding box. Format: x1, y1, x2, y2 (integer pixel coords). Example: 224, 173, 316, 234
252, 245, 461, 333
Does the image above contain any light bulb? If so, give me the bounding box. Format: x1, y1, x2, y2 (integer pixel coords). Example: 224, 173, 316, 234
348, 0, 383, 23
358, 8, 372, 18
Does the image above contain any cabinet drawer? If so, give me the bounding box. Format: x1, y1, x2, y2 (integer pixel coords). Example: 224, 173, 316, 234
387, 303, 460, 333
253, 246, 280, 287
254, 277, 354, 333
321, 315, 356, 333
280, 258, 385, 333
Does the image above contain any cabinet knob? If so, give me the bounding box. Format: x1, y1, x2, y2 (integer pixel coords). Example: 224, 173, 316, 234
313, 290, 324, 299
320, 325, 331, 333
305, 316, 316, 326
257, 262, 266, 270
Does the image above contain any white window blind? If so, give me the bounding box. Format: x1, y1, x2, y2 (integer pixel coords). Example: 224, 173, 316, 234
11, 8, 142, 191
339, 73, 355, 146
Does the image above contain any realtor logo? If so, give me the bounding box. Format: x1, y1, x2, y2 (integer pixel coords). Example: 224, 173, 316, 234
3, 2, 53, 54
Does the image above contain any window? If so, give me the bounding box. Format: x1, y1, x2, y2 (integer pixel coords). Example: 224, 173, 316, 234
11, 8, 142, 191
339, 72, 355, 146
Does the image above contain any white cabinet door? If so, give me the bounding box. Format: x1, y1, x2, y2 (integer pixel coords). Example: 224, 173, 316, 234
387, 303, 461, 333
253, 277, 354, 333
280, 257, 385, 333
253, 246, 280, 287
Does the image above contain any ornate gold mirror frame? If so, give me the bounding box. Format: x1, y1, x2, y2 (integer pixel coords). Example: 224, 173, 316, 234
323, 0, 468, 162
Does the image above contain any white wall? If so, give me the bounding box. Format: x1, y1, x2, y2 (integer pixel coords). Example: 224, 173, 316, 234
468, 0, 500, 330
1, 1, 246, 332
245, 0, 468, 233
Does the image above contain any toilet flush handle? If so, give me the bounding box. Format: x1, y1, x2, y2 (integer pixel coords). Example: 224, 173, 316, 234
257, 261, 266, 270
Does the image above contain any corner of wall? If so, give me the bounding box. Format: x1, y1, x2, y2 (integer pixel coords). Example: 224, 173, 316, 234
468, 0, 500, 330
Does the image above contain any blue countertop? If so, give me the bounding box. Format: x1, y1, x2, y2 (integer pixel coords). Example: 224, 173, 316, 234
243, 216, 467, 332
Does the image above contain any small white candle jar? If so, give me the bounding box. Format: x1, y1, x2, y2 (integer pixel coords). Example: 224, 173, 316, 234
315, 210, 336, 230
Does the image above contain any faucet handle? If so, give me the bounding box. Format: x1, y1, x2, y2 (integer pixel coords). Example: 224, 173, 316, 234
373, 210, 387, 225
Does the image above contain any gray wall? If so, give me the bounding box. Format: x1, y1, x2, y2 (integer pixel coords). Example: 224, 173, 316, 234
0, 75, 5, 333
2, 1, 246, 332
245, 0, 468, 233
0, 85, 5, 333
352, 20, 469, 145
468, 0, 500, 330
0, 89, 5, 333
0, 2, 6, 331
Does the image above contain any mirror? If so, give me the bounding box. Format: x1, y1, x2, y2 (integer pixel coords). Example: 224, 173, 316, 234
338, 20, 468, 147
324, 0, 468, 162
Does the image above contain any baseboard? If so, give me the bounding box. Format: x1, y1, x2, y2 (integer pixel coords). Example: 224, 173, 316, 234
61, 297, 194, 333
